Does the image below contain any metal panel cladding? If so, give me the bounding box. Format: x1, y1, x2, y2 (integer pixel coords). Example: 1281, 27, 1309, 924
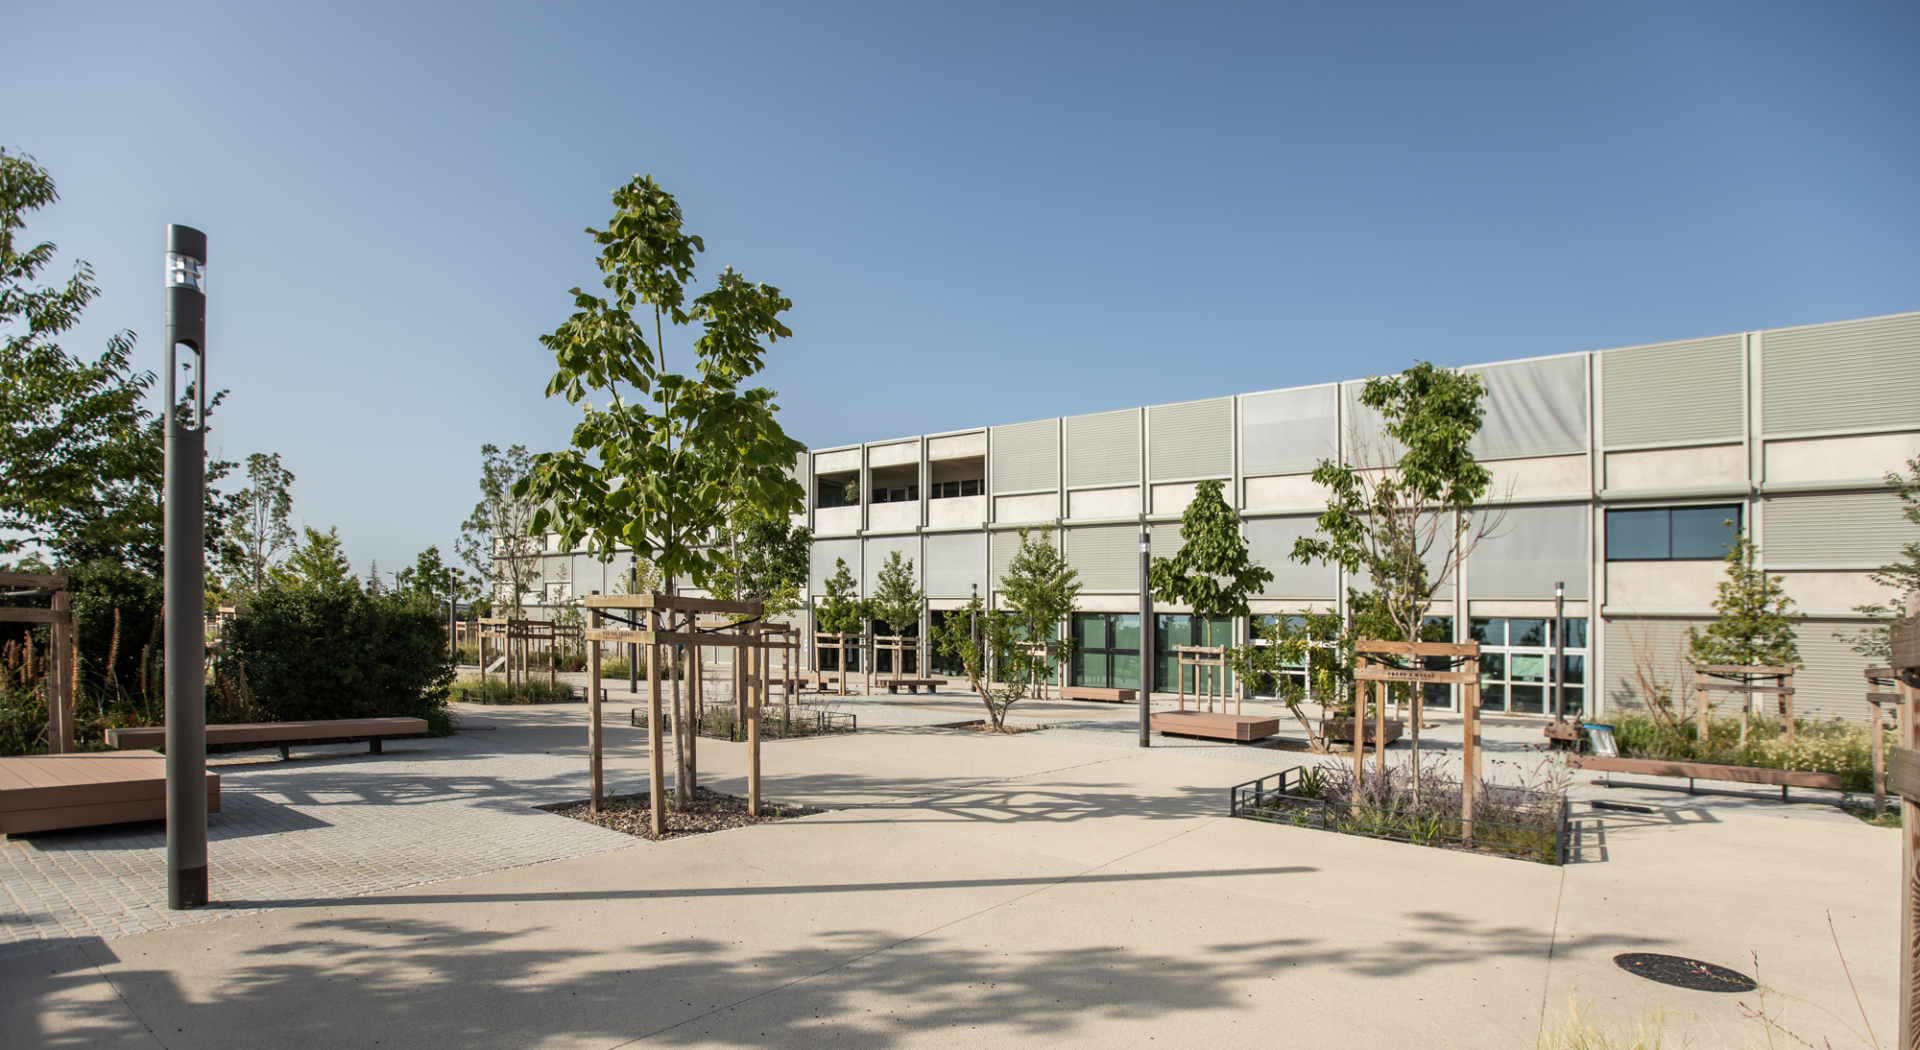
990, 419, 1059, 494
1148, 397, 1233, 482
1600, 334, 1744, 447
1065, 409, 1141, 489
1762, 312, 1920, 437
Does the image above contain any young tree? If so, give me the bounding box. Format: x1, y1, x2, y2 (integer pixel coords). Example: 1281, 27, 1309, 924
995, 526, 1082, 698
0, 149, 236, 572
219, 452, 296, 598
711, 509, 810, 621
930, 595, 1030, 731
1290, 362, 1499, 765
1149, 477, 1274, 657
364, 559, 385, 596
815, 557, 865, 635
395, 545, 472, 609
1225, 608, 1349, 749
518, 175, 806, 812
456, 444, 542, 617
868, 551, 925, 677
275, 526, 357, 593
1688, 532, 1802, 668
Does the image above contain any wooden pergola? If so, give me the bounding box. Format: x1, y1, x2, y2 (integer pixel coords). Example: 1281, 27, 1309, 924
584, 593, 771, 835
1351, 639, 1482, 837
1173, 645, 1230, 714
1692, 664, 1796, 744
0, 571, 75, 754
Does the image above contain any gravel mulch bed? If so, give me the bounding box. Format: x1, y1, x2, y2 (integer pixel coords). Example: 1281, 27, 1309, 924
549, 786, 825, 841
935, 719, 1052, 734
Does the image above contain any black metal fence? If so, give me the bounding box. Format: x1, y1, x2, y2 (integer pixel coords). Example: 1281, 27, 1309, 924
1229, 766, 1571, 865
631, 704, 858, 741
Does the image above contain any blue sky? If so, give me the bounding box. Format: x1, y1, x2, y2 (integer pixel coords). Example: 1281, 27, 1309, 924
7, 2, 1918, 579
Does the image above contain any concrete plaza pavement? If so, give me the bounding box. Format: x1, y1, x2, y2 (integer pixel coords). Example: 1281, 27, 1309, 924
3, 691, 1899, 1049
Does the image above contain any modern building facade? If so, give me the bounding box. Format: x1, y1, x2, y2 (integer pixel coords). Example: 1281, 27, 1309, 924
519, 308, 1919, 722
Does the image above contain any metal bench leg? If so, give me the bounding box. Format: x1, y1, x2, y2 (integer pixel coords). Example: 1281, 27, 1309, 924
370, 739, 383, 754
278, 744, 291, 761
1780, 784, 1787, 802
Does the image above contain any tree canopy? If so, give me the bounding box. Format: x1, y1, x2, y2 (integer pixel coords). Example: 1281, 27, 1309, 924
1149, 479, 1272, 628
518, 176, 806, 594
1689, 531, 1802, 668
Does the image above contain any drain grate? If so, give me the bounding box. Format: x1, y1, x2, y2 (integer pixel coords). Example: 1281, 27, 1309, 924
1613, 953, 1757, 992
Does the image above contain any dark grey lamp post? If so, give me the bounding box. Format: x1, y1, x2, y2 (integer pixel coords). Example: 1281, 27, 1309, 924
1139, 524, 1152, 748
164, 225, 209, 910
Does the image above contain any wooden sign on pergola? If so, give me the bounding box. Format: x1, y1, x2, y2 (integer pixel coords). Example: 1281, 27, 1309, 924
1351, 639, 1482, 837
0, 571, 75, 754
583, 593, 770, 836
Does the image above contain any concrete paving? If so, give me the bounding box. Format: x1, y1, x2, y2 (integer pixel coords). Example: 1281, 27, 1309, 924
1, 691, 1898, 1049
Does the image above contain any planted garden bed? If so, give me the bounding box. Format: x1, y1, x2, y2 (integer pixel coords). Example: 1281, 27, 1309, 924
631, 703, 856, 741
1229, 761, 1571, 865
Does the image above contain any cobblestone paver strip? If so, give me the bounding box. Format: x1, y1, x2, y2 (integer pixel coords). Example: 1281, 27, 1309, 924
0, 734, 635, 956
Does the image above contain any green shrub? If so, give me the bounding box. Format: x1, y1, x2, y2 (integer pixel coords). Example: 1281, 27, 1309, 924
221, 587, 454, 734
1607, 712, 1889, 792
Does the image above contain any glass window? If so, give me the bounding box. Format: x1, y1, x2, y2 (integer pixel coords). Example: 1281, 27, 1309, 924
1510, 619, 1547, 646
1072, 613, 1140, 691
1470, 618, 1506, 646
1154, 614, 1231, 693
1671, 505, 1739, 559
930, 480, 982, 500
1473, 616, 1589, 717
1606, 505, 1741, 561
1605, 508, 1668, 559
817, 476, 859, 508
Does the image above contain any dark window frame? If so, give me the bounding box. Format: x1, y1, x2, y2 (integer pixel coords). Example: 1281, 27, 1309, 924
1604, 504, 1742, 561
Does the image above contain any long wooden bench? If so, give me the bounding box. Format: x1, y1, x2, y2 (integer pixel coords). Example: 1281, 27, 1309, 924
0, 753, 220, 835
107, 717, 429, 760
1568, 754, 1842, 799
881, 678, 948, 695
1149, 710, 1279, 742
1061, 686, 1136, 703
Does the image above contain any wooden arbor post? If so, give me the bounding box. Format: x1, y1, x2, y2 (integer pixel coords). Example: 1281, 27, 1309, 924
1352, 639, 1482, 836
0, 572, 74, 754
583, 594, 767, 838
1888, 595, 1920, 1050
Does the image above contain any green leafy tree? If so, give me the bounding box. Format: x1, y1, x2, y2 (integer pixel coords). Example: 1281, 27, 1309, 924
994, 526, 1081, 698
1689, 531, 1802, 668
517, 175, 806, 594
711, 508, 810, 621
1226, 609, 1349, 747
815, 557, 865, 636
1150, 478, 1274, 670
1836, 457, 1920, 661
274, 526, 357, 593
219, 452, 296, 598
396, 545, 472, 609
456, 444, 542, 617
868, 551, 924, 638
0, 148, 236, 572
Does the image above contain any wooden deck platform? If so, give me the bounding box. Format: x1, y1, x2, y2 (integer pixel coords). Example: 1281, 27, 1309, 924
1061, 686, 1136, 703
0, 753, 221, 836
107, 717, 428, 760
1323, 718, 1405, 746
1149, 711, 1279, 742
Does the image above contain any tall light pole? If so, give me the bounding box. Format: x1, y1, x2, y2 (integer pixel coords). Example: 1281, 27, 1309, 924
1139, 524, 1152, 747
164, 225, 209, 910
1553, 581, 1566, 722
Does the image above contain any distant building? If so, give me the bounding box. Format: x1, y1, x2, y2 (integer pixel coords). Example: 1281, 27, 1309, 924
521, 308, 1919, 721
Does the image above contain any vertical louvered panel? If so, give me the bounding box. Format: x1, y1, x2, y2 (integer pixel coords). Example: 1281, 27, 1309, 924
1065, 525, 1139, 592
1148, 398, 1233, 481
1243, 516, 1338, 597
1466, 504, 1590, 598
990, 419, 1059, 493
925, 532, 986, 598
1240, 386, 1338, 476
863, 535, 921, 595
1761, 492, 1911, 568
1600, 618, 1704, 714
809, 538, 860, 596
1789, 628, 1876, 722
1469, 356, 1589, 460
1065, 409, 1141, 488
1600, 334, 1744, 447
1762, 312, 1920, 436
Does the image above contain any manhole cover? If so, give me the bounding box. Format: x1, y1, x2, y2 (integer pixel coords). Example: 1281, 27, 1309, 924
1613, 953, 1756, 992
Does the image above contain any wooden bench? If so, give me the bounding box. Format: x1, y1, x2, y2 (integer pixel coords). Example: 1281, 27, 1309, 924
1568, 754, 1842, 800
0, 753, 220, 835
1149, 710, 1279, 742
107, 717, 429, 760
1061, 686, 1136, 703
881, 678, 948, 695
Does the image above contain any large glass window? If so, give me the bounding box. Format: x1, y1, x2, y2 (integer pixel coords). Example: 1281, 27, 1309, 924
816, 476, 860, 508
1605, 505, 1740, 560
871, 485, 919, 504
930, 479, 981, 499
1471, 617, 1588, 717
1072, 613, 1139, 690
1154, 614, 1232, 693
